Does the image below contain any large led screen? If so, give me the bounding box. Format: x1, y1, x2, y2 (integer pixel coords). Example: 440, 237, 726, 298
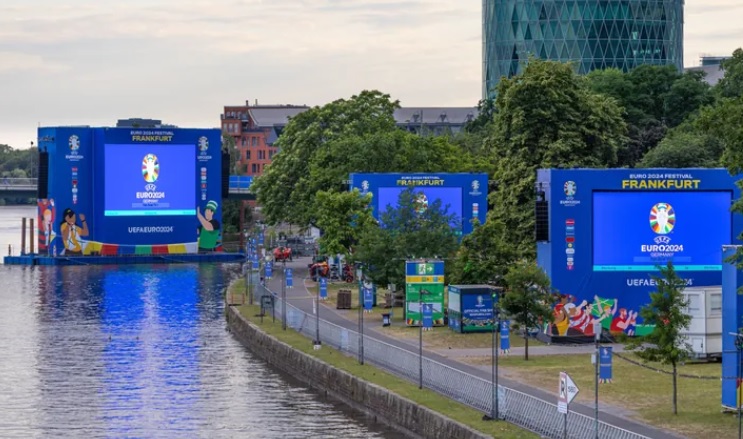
104, 144, 196, 216
378, 187, 463, 231
592, 191, 732, 272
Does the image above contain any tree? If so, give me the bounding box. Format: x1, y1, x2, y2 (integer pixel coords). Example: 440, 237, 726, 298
314, 189, 375, 257
354, 187, 460, 289
626, 262, 691, 415
663, 70, 713, 127
639, 131, 722, 168
252, 90, 400, 226
490, 59, 627, 257
449, 218, 517, 285
500, 261, 554, 361
716, 48, 743, 99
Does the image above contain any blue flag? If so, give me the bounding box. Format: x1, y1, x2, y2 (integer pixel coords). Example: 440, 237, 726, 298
363, 286, 374, 311
600, 346, 613, 383
251, 252, 259, 269
319, 277, 328, 299
265, 261, 273, 279
500, 320, 511, 354
286, 268, 293, 288
422, 303, 433, 329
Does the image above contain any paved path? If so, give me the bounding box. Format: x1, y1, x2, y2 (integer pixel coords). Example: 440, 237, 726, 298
264, 258, 685, 439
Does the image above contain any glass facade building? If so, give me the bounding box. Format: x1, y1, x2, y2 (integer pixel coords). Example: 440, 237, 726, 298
482, 0, 684, 97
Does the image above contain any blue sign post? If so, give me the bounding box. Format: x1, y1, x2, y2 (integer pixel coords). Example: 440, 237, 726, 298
286, 268, 293, 288
599, 346, 613, 383
251, 252, 259, 270
500, 320, 511, 355
265, 261, 273, 279
319, 277, 328, 300
363, 285, 374, 312
422, 303, 433, 330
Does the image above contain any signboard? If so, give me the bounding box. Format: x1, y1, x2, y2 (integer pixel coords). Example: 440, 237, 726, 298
537, 168, 743, 339
319, 277, 328, 300
286, 268, 293, 288
265, 261, 273, 279
600, 346, 613, 383
363, 280, 374, 311
558, 371, 579, 414
461, 292, 494, 331
251, 252, 259, 270
500, 320, 511, 354
405, 261, 445, 326
422, 303, 433, 329
349, 173, 489, 236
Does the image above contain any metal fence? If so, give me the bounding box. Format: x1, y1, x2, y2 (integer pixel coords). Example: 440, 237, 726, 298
248, 276, 649, 439
1, 177, 37, 187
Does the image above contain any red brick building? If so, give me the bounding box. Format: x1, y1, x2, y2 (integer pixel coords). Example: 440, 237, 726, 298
221, 101, 309, 176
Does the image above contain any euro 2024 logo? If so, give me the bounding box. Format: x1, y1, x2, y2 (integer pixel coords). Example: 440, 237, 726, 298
564, 181, 576, 197
142, 154, 160, 184
69, 135, 80, 151
198, 136, 209, 153
646, 203, 681, 253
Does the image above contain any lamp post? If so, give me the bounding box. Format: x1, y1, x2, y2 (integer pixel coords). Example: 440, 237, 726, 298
314, 275, 321, 348
734, 332, 743, 439
357, 263, 364, 365
418, 289, 430, 390
594, 321, 601, 439
281, 258, 287, 331
491, 288, 502, 421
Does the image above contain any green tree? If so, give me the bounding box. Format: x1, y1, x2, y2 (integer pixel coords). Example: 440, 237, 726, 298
490, 59, 627, 257
500, 261, 554, 361
639, 131, 722, 168
663, 70, 713, 127
252, 90, 400, 226
716, 48, 743, 99
626, 262, 691, 415
314, 189, 375, 257
354, 187, 460, 289
449, 218, 517, 285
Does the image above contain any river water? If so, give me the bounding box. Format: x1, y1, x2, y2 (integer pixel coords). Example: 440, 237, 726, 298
0, 205, 405, 438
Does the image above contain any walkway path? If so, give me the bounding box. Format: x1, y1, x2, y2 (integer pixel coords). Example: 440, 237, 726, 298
266, 258, 684, 439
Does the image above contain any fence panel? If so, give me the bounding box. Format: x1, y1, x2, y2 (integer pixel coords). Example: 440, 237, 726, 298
242, 279, 649, 439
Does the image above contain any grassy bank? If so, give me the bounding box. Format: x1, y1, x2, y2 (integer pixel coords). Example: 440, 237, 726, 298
464, 353, 733, 439
228, 278, 537, 439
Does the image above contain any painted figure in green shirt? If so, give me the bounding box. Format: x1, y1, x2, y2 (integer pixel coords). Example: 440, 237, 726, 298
197, 200, 221, 252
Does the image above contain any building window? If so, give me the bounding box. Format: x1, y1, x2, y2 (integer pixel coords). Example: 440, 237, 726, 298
268, 150, 274, 159
710, 293, 722, 314
245, 150, 251, 160
252, 137, 258, 147
241, 138, 246, 146
251, 163, 257, 174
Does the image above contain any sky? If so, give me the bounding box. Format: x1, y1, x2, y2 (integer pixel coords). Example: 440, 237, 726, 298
1, 0, 741, 150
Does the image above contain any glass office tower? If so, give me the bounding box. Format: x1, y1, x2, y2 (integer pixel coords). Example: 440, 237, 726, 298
482, 0, 684, 97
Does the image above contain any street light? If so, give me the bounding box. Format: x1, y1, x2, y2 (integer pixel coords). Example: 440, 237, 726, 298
594, 321, 602, 439
281, 258, 287, 331
732, 332, 743, 439
491, 287, 503, 421
418, 288, 431, 389
314, 275, 322, 348
357, 263, 364, 365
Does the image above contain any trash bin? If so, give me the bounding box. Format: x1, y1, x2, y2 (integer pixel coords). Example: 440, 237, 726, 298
382, 313, 391, 327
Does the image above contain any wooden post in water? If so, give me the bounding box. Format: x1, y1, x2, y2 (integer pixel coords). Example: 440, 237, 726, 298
21, 218, 26, 255
29, 218, 35, 255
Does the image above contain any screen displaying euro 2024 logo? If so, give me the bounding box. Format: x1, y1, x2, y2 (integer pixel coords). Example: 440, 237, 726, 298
142, 154, 160, 183
198, 136, 209, 152
69, 135, 80, 151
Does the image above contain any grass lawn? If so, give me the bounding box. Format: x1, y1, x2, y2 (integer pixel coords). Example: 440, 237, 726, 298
228, 280, 537, 439
465, 353, 734, 439
320, 281, 544, 350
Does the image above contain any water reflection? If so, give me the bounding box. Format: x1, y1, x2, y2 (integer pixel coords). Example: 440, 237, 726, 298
0, 263, 405, 439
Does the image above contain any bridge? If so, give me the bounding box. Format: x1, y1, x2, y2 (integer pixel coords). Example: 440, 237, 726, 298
0, 176, 256, 200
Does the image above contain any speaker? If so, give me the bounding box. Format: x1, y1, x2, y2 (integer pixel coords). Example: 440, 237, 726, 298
37, 151, 49, 199
535, 200, 549, 242
221, 151, 230, 199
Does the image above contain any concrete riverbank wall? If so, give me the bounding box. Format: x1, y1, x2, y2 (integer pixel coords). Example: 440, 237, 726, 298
226, 306, 491, 439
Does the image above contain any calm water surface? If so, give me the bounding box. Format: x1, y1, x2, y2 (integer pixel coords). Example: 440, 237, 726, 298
0, 206, 405, 439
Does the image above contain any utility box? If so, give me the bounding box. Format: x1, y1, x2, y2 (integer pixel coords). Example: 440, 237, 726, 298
447, 285, 496, 333
337, 289, 352, 310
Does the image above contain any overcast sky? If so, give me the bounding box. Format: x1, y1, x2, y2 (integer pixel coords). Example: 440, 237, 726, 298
1, 0, 741, 150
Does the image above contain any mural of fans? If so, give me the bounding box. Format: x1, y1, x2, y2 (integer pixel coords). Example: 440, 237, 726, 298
549, 294, 642, 338
197, 200, 221, 253
60, 208, 89, 256
37, 198, 56, 255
